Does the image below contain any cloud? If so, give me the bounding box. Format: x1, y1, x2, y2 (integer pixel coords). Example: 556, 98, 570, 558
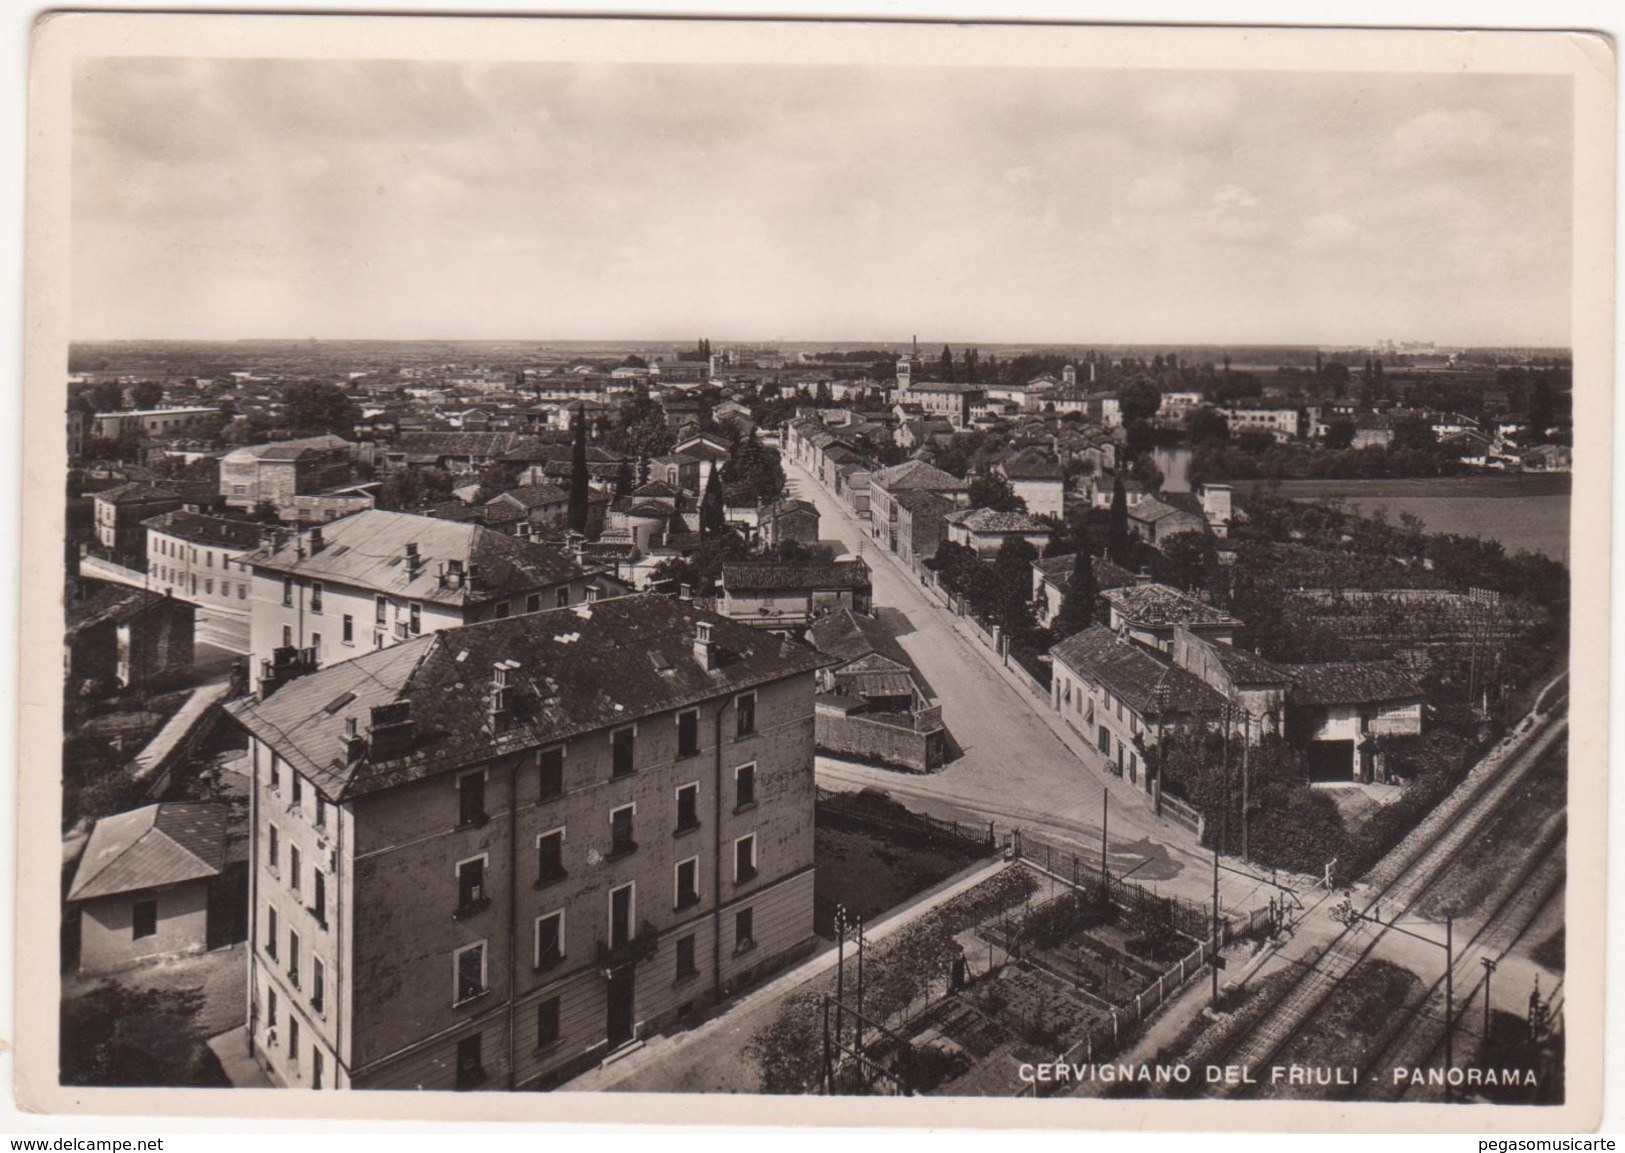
1386, 106, 1503, 168
1292, 213, 1359, 254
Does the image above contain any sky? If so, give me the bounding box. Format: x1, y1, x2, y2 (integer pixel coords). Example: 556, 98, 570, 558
70, 58, 1574, 347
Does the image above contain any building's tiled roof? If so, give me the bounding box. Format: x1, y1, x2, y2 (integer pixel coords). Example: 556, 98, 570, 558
243, 509, 589, 604
721, 560, 871, 592
871, 459, 968, 493
392, 431, 534, 457
93, 482, 180, 506
228, 434, 351, 462
491, 483, 569, 511
1051, 626, 1227, 718
1210, 643, 1292, 686
944, 508, 1052, 534
891, 489, 953, 516
633, 481, 682, 500
66, 587, 182, 638
1033, 553, 1139, 591
1128, 496, 1207, 526
68, 803, 229, 902
142, 510, 266, 551
806, 607, 912, 670
1104, 583, 1240, 629
1286, 661, 1422, 706
1000, 450, 1064, 481
226, 595, 828, 802
760, 498, 818, 521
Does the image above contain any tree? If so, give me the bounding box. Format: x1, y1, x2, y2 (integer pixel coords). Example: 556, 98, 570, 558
1324, 419, 1356, 451
1051, 551, 1099, 639
128, 382, 165, 409
613, 459, 635, 497
89, 382, 124, 413
1155, 530, 1221, 596
1107, 475, 1130, 564
939, 345, 954, 382
1119, 380, 1162, 424
1391, 416, 1438, 454
1189, 407, 1231, 447
1527, 378, 1555, 439
283, 381, 360, 436
567, 408, 589, 534
699, 466, 725, 537
966, 472, 1026, 513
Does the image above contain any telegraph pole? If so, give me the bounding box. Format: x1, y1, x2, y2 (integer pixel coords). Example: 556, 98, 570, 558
1240, 714, 1251, 864
834, 905, 847, 1072
1101, 788, 1109, 890
1482, 956, 1497, 1047
1444, 914, 1455, 1075
1210, 847, 1221, 1005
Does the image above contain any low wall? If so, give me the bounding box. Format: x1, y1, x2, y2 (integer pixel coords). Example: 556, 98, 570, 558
816, 708, 945, 773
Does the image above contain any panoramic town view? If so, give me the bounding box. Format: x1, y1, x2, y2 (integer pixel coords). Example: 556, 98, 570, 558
55, 50, 1572, 1104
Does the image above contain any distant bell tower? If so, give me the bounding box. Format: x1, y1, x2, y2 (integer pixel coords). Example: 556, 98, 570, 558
1062, 364, 1077, 387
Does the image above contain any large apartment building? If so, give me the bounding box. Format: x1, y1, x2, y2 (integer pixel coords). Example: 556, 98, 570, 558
225, 595, 826, 1090
244, 509, 606, 691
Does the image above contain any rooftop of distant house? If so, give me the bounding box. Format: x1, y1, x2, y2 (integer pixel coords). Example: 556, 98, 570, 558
1102, 582, 1241, 629
68, 802, 241, 903
1050, 625, 1228, 717
721, 559, 871, 592
142, 509, 269, 551
944, 507, 1052, 534
1287, 661, 1423, 706
243, 508, 594, 603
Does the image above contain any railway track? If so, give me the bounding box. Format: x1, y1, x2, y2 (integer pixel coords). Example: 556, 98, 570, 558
1206, 708, 1568, 1096
1366, 826, 1566, 1101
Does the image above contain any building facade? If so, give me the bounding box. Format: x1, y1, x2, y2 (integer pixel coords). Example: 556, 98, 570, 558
226, 596, 824, 1090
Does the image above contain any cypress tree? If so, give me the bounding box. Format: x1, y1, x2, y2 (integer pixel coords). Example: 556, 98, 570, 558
567, 407, 589, 534
1108, 475, 1130, 564
700, 465, 725, 537
1053, 551, 1099, 639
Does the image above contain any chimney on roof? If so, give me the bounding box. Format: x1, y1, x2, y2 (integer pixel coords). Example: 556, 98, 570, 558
342, 715, 367, 764
679, 583, 693, 602
367, 701, 416, 760
694, 618, 718, 671
404, 541, 421, 574
308, 526, 325, 554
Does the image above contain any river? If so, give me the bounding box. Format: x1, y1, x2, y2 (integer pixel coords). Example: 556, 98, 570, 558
1149, 446, 1569, 562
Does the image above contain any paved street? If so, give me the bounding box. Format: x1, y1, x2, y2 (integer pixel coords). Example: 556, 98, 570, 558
786, 460, 1269, 911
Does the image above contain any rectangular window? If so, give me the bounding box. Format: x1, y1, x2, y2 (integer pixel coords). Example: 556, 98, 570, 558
374, 594, 387, 626
265, 904, 278, 959
457, 856, 488, 915
409, 602, 422, 635
342, 615, 354, 644
735, 835, 758, 884
611, 726, 635, 778
267, 986, 277, 1031
455, 1033, 484, 1089
609, 884, 634, 950
132, 899, 158, 940
537, 829, 566, 885
313, 869, 327, 927
676, 933, 698, 978
267, 751, 280, 791
289, 1016, 300, 1064
735, 908, 754, 953
239, 583, 247, 600
736, 692, 757, 738
537, 997, 561, 1048
283, 576, 294, 607
458, 772, 487, 828
675, 857, 700, 909
677, 709, 700, 758
494, 600, 510, 619
312, 956, 325, 1014
288, 929, 301, 988
268, 824, 280, 873
455, 942, 487, 1004
735, 763, 756, 810
555, 587, 570, 608
205, 578, 213, 596
206, 550, 214, 568
312, 1047, 323, 1090
675, 783, 699, 833
310, 632, 321, 655
526, 593, 541, 614
538, 747, 564, 800
610, 805, 636, 857
314, 795, 326, 830
310, 581, 323, 612
289, 845, 301, 895
292, 775, 302, 811
282, 624, 293, 649
535, 910, 564, 970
